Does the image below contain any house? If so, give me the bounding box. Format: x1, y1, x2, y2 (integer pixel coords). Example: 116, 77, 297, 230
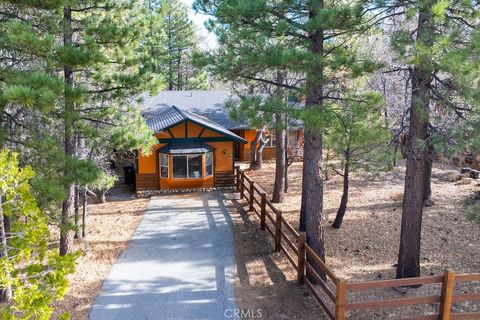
135, 106, 246, 191
141, 90, 303, 162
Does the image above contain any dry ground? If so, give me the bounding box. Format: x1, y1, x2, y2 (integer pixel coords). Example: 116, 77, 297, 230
226, 198, 326, 320
52, 184, 148, 319
53, 183, 321, 320
247, 160, 480, 281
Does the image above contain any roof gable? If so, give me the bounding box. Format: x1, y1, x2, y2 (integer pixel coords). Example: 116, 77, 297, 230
146, 106, 246, 143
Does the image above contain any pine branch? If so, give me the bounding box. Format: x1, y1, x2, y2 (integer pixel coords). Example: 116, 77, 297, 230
71, 6, 109, 13
237, 74, 300, 91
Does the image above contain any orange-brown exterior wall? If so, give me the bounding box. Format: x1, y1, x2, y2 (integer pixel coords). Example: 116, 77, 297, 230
136, 121, 235, 190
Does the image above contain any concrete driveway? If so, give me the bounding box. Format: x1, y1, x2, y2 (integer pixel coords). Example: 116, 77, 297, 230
89, 192, 237, 320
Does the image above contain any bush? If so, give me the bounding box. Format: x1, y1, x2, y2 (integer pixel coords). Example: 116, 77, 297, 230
0, 149, 77, 319
465, 191, 480, 224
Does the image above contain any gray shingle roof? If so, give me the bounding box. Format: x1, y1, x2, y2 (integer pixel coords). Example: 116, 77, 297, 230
141, 90, 247, 129
146, 106, 246, 143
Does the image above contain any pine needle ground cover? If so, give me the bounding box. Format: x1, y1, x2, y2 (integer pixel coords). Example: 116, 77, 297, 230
247, 160, 480, 281
51, 185, 148, 320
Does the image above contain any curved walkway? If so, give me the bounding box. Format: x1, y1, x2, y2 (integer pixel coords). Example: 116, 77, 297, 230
89, 192, 237, 320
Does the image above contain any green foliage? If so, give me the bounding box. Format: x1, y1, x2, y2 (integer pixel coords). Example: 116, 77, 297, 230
464, 191, 480, 224
0, 0, 161, 210
194, 0, 382, 138
322, 88, 394, 173
0, 149, 77, 319
89, 171, 118, 192
149, 0, 209, 90
388, 0, 480, 151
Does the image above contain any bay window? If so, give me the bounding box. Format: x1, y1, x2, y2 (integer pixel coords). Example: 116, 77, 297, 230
159, 154, 168, 178
173, 154, 203, 179
206, 152, 213, 176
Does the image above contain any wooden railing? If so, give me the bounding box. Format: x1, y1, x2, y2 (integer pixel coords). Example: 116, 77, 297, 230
234, 166, 480, 320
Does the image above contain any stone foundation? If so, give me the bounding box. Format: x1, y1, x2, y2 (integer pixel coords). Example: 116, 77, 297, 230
136, 186, 236, 198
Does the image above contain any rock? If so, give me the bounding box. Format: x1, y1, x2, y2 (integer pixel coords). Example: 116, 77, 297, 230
469, 169, 480, 179
423, 198, 434, 207
455, 178, 472, 185
447, 172, 463, 182
460, 167, 471, 174
459, 167, 480, 179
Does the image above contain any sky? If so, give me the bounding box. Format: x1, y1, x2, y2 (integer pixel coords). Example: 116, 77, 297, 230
181, 0, 218, 49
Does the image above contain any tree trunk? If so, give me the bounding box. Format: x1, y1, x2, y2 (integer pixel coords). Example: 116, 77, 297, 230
300, 7, 326, 281
324, 150, 331, 181
249, 129, 265, 170
100, 190, 107, 203
423, 144, 434, 207
74, 185, 80, 239
177, 53, 182, 90
333, 149, 350, 229
254, 137, 266, 170
396, 3, 433, 279
284, 117, 289, 193
272, 112, 286, 203
249, 137, 257, 168
82, 187, 88, 239
60, 6, 75, 256
0, 197, 12, 302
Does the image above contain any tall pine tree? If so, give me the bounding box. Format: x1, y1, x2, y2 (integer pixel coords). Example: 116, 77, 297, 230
375, 0, 480, 278
150, 0, 208, 90
195, 0, 379, 265
0, 0, 159, 256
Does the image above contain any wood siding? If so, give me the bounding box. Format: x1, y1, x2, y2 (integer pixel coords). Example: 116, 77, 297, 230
214, 171, 235, 187
136, 173, 160, 190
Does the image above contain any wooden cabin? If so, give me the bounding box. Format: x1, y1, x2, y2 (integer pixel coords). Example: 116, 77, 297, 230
141, 91, 304, 163
135, 106, 246, 191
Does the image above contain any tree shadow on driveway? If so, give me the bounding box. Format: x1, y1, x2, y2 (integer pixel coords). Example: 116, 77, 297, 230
89, 192, 237, 320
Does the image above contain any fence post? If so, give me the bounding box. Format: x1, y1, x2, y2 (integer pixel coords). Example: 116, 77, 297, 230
274, 210, 282, 252
297, 234, 305, 285
249, 180, 255, 211
240, 171, 245, 199
440, 269, 455, 320
335, 279, 347, 320
235, 165, 240, 191
260, 192, 267, 231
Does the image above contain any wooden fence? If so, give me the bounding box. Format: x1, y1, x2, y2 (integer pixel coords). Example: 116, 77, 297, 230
234, 166, 480, 320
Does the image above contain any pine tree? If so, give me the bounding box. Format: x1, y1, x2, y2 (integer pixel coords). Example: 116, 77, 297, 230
377, 0, 480, 278
195, 0, 379, 268
151, 0, 208, 90
323, 89, 393, 228
0, 0, 159, 256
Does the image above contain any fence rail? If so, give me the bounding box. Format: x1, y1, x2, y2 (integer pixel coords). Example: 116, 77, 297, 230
234, 166, 480, 320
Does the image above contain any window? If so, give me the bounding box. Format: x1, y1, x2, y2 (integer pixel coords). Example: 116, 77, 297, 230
172, 155, 203, 179
159, 154, 168, 178
206, 152, 213, 176
188, 155, 202, 178
265, 133, 276, 147
288, 130, 298, 146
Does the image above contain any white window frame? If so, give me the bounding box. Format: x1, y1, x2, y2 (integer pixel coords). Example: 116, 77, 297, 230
172, 154, 203, 179
206, 152, 213, 177
265, 133, 276, 147
159, 154, 169, 178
